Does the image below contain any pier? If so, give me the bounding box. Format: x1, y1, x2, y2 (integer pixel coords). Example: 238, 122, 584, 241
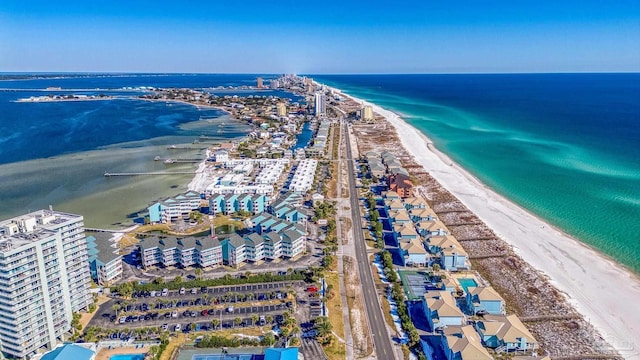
104, 171, 195, 177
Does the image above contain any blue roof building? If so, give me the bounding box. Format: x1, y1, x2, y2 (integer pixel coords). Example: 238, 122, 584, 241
41, 344, 95, 360
264, 348, 298, 360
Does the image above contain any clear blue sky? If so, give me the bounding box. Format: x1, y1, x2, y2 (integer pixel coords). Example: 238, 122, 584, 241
1, 0, 638, 73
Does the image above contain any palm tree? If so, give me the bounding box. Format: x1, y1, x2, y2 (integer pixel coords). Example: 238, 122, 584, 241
265, 315, 273, 324
112, 304, 121, 318
234, 317, 243, 328
211, 319, 220, 330
250, 314, 259, 326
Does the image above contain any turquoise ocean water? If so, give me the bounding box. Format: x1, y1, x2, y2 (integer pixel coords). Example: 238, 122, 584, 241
315, 74, 640, 273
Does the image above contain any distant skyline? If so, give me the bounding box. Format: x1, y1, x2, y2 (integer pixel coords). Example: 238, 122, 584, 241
1, 1, 639, 73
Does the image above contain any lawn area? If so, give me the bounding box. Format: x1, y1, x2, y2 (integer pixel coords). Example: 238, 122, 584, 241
324, 271, 346, 360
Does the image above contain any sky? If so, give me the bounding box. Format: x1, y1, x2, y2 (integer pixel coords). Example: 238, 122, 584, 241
1, 0, 639, 73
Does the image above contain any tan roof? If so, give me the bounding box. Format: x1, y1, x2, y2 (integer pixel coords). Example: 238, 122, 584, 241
479, 314, 538, 345
383, 191, 400, 199
394, 223, 419, 237
417, 219, 447, 232
404, 197, 429, 208
468, 286, 504, 302
400, 238, 428, 254
445, 326, 493, 360
442, 245, 468, 257
428, 235, 459, 248
388, 209, 411, 222
410, 207, 438, 220
387, 199, 405, 210
425, 291, 465, 319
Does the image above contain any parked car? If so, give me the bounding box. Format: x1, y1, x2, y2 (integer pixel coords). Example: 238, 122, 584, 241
179, 287, 186, 295
227, 306, 234, 313
161, 323, 168, 331
175, 324, 181, 331
171, 311, 178, 318
161, 288, 169, 296
191, 288, 197, 294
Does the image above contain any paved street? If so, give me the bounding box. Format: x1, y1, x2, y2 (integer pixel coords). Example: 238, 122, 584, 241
344, 121, 397, 360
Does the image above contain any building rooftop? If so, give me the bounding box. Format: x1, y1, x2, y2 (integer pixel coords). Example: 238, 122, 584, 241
86, 232, 121, 264
0, 210, 82, 252
140, 235, 221, 252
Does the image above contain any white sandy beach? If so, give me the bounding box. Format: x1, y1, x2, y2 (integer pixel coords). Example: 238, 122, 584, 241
331, 87, 640, 359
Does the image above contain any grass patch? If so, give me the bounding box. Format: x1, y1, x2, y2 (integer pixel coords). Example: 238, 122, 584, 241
160, 333, 186, 360
369, 255, 397, 333
324, 271, 346, 360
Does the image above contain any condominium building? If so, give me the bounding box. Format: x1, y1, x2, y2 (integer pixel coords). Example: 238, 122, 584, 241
288, 159, 318, 193
361, 105, 374, 121
147, 191, 203, 223
314, 92, 326, 117
276, 102, 287, 117
0, 210, 92, 359
139, 236, 222, 268
86, 232, 123, 286
209, 193, 268, 215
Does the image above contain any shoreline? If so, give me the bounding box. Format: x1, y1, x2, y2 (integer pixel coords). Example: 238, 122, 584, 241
329, 86, 640, 358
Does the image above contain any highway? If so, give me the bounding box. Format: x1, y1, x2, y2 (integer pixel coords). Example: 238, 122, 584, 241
343, 121, 397, 360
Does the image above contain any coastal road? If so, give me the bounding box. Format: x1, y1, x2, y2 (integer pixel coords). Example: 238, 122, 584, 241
343, 121, 397, 360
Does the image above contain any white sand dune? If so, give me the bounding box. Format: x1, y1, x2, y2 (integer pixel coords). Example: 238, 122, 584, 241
331, 87, 640, 359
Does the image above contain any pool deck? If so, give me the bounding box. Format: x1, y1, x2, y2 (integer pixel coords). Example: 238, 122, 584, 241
96, 346, 149, 360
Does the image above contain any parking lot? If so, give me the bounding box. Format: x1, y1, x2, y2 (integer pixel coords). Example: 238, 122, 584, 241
89, 281, 307, 331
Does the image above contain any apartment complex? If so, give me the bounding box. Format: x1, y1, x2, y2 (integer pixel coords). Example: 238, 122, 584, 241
208, 193, 268, 215
86, 232, 123, 286
0, 210, 92, 359
138, 236, 223, 269
147, 191, 204, 223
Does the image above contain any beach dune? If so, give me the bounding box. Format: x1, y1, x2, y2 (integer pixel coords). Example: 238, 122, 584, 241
332, 87, 640, 359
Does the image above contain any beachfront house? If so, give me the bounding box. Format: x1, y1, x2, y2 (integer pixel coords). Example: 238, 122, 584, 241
428, 235, 471, 271
388, 209, 412, 224
411, 207, 438, 222
417, 219, 449, 238
389, 173, 414, 198
420, 325, 493, 360
466, 286, 506, 315
475, 314, 538, 352
213, 149, 229, 162
405, 197, 429, 210
393, 222, 420, 245
423, 291, 466, 331
400, 238, 429, 266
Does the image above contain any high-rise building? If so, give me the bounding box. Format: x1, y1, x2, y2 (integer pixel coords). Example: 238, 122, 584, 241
256, 77, 264, 89
276, 102, 287, 117
269, 80, 279, 89
314, 92, 326, 117
0, 210, 92, 359
362, 105, 374, 121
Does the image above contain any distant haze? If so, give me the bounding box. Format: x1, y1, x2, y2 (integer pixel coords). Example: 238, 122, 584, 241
1, 0, 639, 73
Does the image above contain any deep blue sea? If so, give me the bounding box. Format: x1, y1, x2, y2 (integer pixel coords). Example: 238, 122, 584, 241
315, 73, 640, 272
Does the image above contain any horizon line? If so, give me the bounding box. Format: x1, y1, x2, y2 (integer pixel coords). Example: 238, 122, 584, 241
1, 71, 639, 76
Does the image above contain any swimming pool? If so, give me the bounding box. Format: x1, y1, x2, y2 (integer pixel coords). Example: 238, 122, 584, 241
457, 278, 478, 292
109, 354, 145, 360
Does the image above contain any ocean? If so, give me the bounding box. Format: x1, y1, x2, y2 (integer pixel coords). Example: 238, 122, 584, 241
315, 73, 640, 273
0, 74, 300, 228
